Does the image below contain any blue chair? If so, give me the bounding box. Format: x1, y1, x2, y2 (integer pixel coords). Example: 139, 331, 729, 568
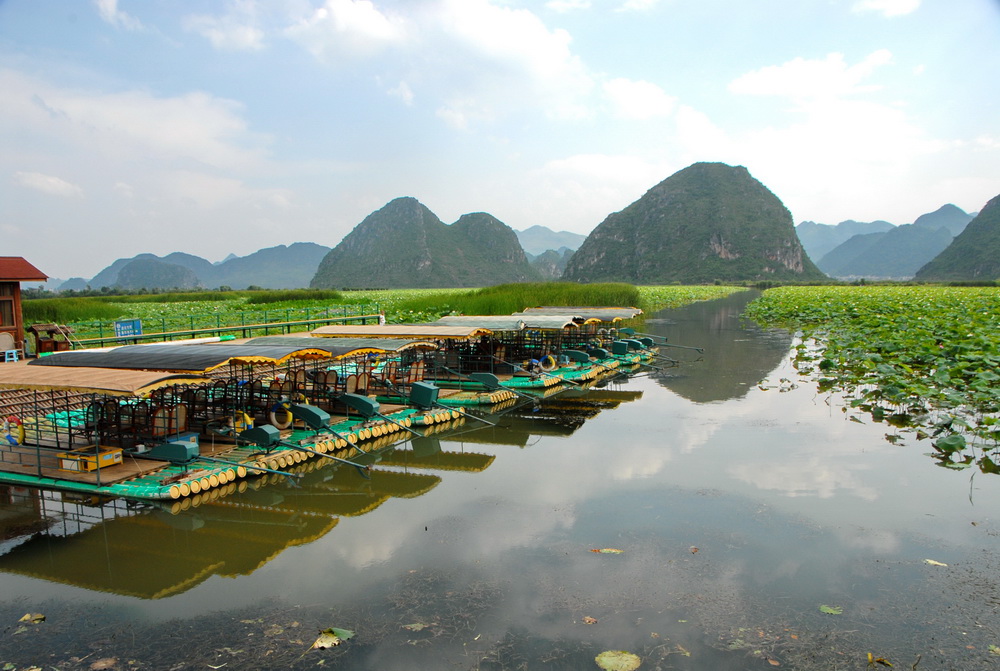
3, 350, 19, 362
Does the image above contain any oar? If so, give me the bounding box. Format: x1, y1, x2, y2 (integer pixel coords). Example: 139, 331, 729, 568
278, 440, 371, 479
194, 454, 302, 483
374, 411, 425, 437
378, 377, 499, 427
432, 364, 537, 401
322, 425, 370, 454
625, 330, 704, 353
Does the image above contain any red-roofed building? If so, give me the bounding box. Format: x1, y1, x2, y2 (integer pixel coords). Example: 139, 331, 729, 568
0, 257, 48, 356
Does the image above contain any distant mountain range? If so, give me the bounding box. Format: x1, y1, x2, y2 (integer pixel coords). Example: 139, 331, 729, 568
916, 196, 1000, 281
57, 243, 332, 292
796, 219, 895, 261
515, 226, 586, 256
563, 162, 825, 283
801, 204, 976, 280
47, 178, 997, 291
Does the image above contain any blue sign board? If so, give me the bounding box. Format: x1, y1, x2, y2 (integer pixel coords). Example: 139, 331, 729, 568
114, 319, 143, 338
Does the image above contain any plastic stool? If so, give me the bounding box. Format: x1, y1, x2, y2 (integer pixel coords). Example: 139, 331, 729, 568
4, 350, 19, 362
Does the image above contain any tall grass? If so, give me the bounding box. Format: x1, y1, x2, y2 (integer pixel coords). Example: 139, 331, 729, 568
22, 298, 122, 323
394, 282, 641, 319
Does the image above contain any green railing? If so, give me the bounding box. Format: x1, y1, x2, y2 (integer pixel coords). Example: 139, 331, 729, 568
67, 304, 382, 348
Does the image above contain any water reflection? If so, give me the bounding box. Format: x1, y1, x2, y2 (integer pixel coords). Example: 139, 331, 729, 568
2, 294, 1000, 670
0, 380, 644, 601
0, 486, 336, 599
643, 289, 793, 403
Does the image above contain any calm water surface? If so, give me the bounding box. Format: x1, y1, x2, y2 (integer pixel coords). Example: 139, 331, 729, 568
2, 291, 999, 670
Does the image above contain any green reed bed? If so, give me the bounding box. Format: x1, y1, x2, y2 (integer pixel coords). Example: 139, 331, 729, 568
745, 285, 1000, 473
373, 283, 745, 323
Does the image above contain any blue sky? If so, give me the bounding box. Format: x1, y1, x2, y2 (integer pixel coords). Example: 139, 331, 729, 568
2, 0, 998, 281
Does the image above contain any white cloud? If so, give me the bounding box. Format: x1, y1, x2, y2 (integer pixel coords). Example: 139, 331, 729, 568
517, 153, 674, 234
13, 172, 84, 198
674, 105, 731, 159
184, 0, 266, 51
851, 0, 920, 18
617, 0, 661, 11
729, 50, 894, 102
431, 0, 595, 120
155, 170, 289, 210
284, 0, 404, 62
387, 80, 415, 106
93, 0, 143, 31
546, 0, 592, 11
44, 87, 263, 170
603, 78, 676, 119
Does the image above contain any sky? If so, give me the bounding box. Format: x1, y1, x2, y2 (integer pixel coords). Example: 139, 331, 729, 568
1, 0, 998, 281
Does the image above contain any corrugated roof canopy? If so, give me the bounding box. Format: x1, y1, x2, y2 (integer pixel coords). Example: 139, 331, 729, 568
433, 315, 580, 330
0, 363, 210, 396
0, 256, 47, 281
517, 306, 643, 321
242, 335, 439, 356
28, 344, 332, 373
432, 316, 526, 331
311, 325, 490, 339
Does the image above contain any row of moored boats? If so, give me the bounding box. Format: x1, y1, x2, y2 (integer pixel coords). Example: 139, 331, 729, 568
0, 306, 672, 500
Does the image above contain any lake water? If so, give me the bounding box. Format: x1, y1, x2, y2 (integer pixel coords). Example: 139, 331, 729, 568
2, 291, 999, 670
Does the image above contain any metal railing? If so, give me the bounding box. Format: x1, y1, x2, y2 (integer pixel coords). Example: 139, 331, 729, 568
67, 305, 382, 348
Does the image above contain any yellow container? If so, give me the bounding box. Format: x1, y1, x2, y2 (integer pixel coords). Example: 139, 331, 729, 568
57, 445, 123, 472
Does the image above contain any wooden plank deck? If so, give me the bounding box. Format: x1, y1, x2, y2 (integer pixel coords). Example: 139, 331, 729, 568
0, 445, 170, 485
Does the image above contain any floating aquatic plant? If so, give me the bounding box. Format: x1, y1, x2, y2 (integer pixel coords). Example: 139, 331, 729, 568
745, 286, 1000, 474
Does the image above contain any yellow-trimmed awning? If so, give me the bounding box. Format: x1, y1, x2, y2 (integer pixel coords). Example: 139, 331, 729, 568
27, 344, 333, 373
0, 362, 211, 396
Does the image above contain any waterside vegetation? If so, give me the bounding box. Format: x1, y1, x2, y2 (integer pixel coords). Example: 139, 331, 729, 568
744, 285, 1000, 473
22, 284, 744, 342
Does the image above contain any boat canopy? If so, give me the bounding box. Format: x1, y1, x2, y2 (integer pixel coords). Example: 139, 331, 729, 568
28, 343, 332, 373
433, 315, 581, 330
432, 316, 526, 331
516, 306, 643, 321
311, 324, 491, 339
240, 335, 439, 357
0, 363, 211, 396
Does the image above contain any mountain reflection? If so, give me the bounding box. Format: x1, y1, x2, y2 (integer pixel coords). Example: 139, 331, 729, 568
642, 290, 793, 403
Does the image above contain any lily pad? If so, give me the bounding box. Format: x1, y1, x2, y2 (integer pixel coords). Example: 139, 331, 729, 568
595, 650, 641, 670
819, 604, 843, 615
590, 548, 624, 554
311, 627, 355, 650
18, 613, 45, 624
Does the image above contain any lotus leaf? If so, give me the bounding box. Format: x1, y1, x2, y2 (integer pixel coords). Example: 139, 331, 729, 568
595, 650, 641, 670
